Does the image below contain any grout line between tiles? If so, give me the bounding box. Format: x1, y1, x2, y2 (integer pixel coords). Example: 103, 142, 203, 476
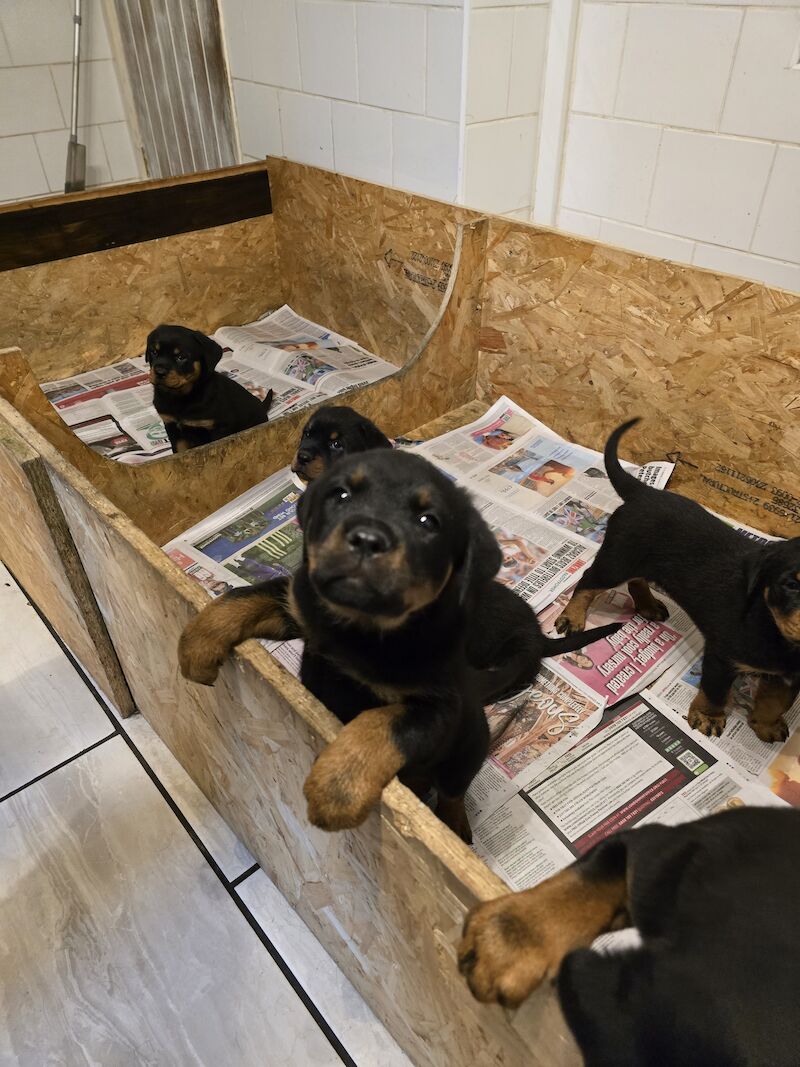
0, 731, 118, 805
229, 862, 261, 888
6, 566, 355, 1067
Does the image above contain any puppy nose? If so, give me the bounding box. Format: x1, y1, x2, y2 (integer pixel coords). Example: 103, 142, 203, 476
347, 524, 390, 557
297, 449, 312, 465
154, 365, 168, 378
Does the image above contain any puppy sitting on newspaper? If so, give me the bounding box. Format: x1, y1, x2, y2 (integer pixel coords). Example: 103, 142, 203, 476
178, 449, 620, 841
555, 419, 800, 743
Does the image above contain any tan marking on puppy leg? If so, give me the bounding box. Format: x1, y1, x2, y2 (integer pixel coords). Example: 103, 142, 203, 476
161, 413, 177, 424
458, 866, 627, 1008
628, 578, 669, 622
749, 675, 794, 743
437, 794, 472, 844
179, 585, 297, 685
554, 588, 598, 636
179, 418, 216, 429
687, 689, 727, 738
304, 705, 405, 831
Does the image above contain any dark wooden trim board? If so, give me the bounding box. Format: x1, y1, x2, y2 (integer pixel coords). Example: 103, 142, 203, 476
0, 165, 272, 272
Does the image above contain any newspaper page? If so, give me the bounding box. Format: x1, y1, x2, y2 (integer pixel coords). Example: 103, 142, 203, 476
41, 306, 397, 463
472, 697, 785, 890
536, 585, 703, 706
163, 467, 305, 676
466, 663, 605, 826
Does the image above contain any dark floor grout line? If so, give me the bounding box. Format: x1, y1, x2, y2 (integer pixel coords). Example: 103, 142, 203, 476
6, 568, 356, 1067
0, 732, 118, 805
229, 862, 260, 889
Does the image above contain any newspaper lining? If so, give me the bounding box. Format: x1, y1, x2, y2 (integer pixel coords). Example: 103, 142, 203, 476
162, 394, 792, 891
41, 305, 397, 463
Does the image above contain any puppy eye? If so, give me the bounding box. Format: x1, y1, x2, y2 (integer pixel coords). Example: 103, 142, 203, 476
329, 439, 343, 450
784, 574, 800, 590
418, 513, 439, 531
329, 487, 350, 502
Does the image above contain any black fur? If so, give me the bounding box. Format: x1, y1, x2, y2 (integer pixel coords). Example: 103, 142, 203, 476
559, 419, 800, 723
146, 324, 273, 452
291, 404, 392, 482
557, 808, 800, 1067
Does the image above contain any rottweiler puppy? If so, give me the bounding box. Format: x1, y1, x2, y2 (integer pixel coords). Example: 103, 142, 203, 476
291, 404, 392, 483
178, 450, 620, 840
554, 420, 800, 743
459, 806, 800, 1067
146, 324, 273, 453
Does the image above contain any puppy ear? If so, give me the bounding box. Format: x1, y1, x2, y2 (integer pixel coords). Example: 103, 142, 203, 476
457, 503, 502, 603
192, 330, 224, 371
295, 479, 319, 531
358, 417, 392, 451
743, 544, 779, 606
144, 328, 159, 364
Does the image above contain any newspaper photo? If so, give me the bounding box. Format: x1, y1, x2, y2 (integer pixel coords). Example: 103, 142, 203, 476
41, 305, 398, 463
472, 697, 785, 891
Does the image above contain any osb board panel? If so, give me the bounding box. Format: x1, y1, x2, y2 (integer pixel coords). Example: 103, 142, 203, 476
0, 213, 281, 381
478, 221, 800, 538
0, 217, 486, 544
48, 447, 577, 1067
0, 403, 134, 715
269, 159, 480, 367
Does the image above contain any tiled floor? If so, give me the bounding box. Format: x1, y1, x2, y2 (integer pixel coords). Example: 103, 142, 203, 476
0, 561, 412, 1067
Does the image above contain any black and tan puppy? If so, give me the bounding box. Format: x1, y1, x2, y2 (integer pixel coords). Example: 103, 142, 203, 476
146, 324, 273, 452
459, 806, 800, 1067
291, 404, 392, 483
554, 419, 800, 743
178, 450, 620, 840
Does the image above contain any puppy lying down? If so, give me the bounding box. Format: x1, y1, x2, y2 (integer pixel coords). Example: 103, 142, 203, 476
179, 449, 619, 840
146, 324, 273, 452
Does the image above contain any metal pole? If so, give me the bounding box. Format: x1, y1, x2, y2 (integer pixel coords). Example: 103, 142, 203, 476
65, 0, 86, 193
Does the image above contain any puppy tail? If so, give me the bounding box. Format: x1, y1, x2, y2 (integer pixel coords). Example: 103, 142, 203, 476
262, 388, 275, 416
541, 621, 622, 656
604, 418, 644, 500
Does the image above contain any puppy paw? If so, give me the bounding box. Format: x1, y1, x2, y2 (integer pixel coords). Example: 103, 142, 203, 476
637, 598, 669, 623
750, 717, 789, 744
687, 706, 727, 738
458, 896, 553, 1008
178, 622, 224, 686
304, 752, 380, 831
554, 611, 582, 637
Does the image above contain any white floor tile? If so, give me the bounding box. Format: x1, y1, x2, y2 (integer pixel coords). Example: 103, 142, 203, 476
238, 869, 413, 1067
0, 563, 113, 798
0, 736, 344, 1066
121, 712, 256, 881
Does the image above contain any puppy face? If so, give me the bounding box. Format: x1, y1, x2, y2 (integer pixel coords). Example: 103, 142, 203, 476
759, 540, 800, 643
145, 325, 223, 395
292, 405, 392, 483
297, 450, 500, 628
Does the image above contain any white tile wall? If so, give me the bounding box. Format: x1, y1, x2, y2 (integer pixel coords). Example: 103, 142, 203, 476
357, 5, 426, 114
464, 116, 538, 213
0, 67, 65, 136
467, 9, 514, 123
234, 80, 283, 159
100, 122, 142, 182
615, 6, 741, 131
0, 25, 11, 66
220, 0, 252, 81
332, 100, 392, 184
561, 114, 661, 225
648, 129, 774, 248
298, 2, 358, 103
721, 10, 800, 145
247, 0, 302, 90
508, 6, 549, 116
393, 113, 459, 200
598, 218, 694, 261
0, 135, 49, 201
751, 145, 800, 265
36, 125, 112, 191
278, 89, 334, 168
557, 207, 602, 240
426, 8, 463, 122
572, 3, 627, 116
693, 243, 800, 295
51, 60, 126, 127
